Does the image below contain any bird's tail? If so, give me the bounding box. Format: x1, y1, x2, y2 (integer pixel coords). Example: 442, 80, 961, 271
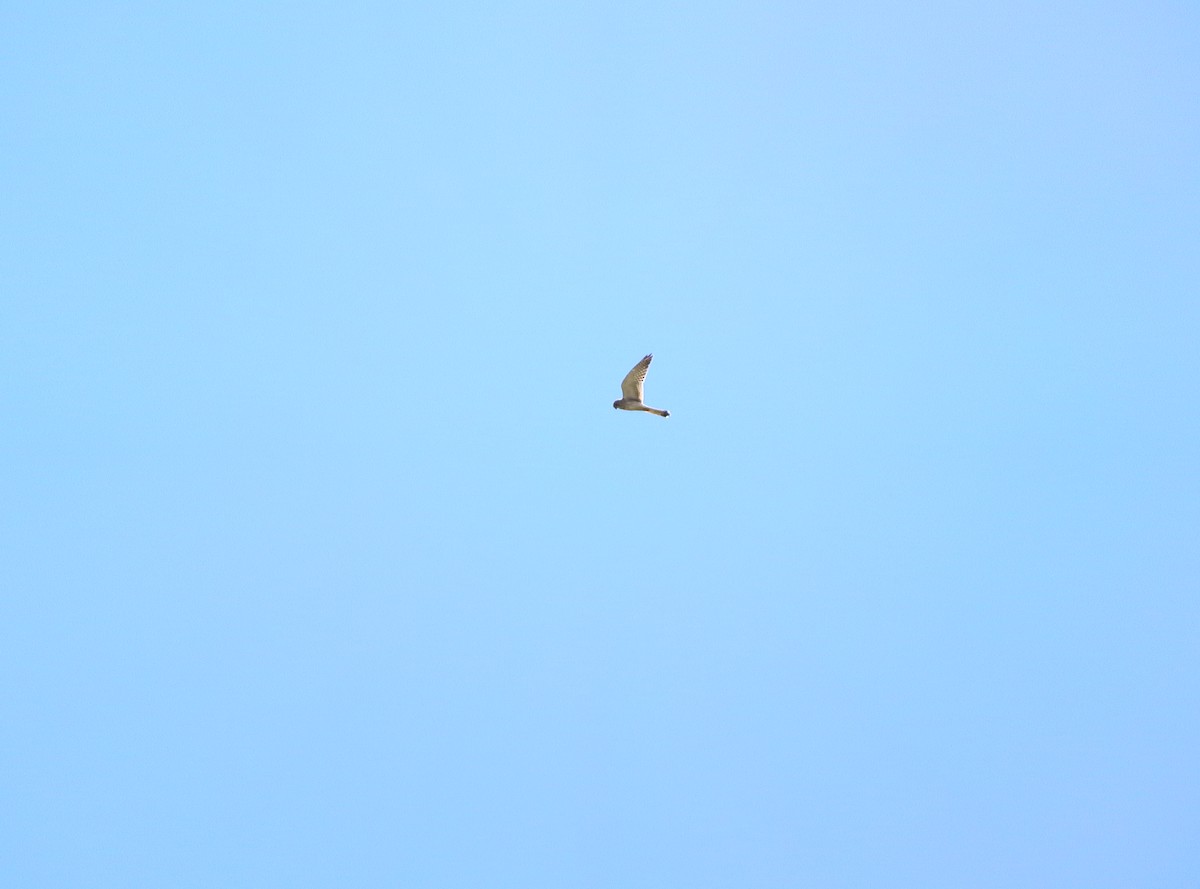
649, 408, 670, 418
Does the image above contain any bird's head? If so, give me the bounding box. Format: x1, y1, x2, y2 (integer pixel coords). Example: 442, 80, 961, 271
612, 400, 620, 409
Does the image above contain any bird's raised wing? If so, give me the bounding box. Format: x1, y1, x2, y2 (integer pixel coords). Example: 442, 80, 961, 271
619, 354, 653, 401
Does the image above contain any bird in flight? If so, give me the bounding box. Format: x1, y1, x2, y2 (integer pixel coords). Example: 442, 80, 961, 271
613, 354, 670, 417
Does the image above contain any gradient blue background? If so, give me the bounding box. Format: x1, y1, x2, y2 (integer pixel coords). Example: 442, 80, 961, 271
3, 2, 1197, 886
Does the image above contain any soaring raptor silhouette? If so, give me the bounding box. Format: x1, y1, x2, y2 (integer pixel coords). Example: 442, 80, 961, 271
612, 354, 670, 417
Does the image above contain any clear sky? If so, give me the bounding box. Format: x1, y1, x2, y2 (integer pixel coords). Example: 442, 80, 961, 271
3, 2, 1197, 887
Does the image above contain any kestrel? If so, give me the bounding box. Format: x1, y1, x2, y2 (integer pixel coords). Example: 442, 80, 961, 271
613, 354, 670, 417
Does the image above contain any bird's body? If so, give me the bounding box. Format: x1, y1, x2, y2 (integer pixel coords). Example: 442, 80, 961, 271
613, 353, 670, 417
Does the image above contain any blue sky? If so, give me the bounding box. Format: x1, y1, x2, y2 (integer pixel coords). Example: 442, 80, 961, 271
3, 2, 1197, 886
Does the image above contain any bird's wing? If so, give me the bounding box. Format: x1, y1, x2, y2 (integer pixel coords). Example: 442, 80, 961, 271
619, 354, 653, 401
